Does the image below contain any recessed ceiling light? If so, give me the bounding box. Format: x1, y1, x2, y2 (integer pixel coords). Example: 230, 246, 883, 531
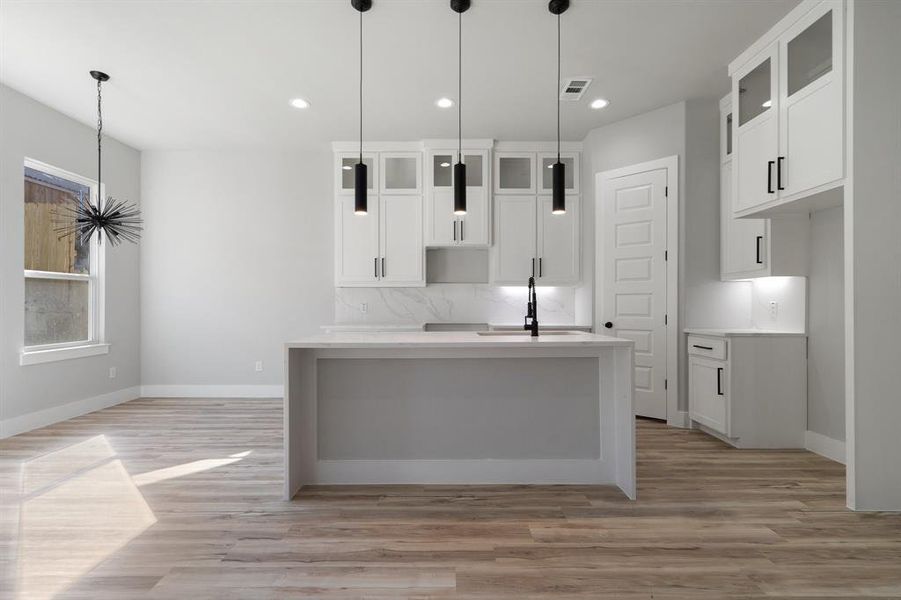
590, 98, 609, 110
435, 97, 455, 108
290, 98, 310, 109
762, 99, 772, 108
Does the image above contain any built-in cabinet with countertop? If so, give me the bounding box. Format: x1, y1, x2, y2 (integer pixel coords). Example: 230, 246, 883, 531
334, 149, 425, 287
719, 95, 809, 280
492, 149, 581, 286
729, 0, 846, 218
686, 330, 807, 448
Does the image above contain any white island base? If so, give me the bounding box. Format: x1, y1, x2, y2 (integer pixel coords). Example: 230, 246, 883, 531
284, 332, 635, 500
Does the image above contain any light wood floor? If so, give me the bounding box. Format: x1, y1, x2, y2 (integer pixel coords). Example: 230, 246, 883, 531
1, 398, 900, 599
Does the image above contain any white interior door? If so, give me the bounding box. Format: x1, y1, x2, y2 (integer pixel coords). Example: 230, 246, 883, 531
600, 168, 668, 420
379, 195, 423, 285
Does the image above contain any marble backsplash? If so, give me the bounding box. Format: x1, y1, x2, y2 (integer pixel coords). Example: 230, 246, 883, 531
335, 285, 577, 326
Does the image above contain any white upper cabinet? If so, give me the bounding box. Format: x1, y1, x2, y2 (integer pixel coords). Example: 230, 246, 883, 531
720, 94, 808, 280
494, 152, 536, 194
729, 0, 845, 217
380, 152, 421, 195
336, 152, 378, 195
538, 152, 580, 195
778, 1, 844, 198
733, 45, 780, 214
424, 149, 490, 247
492, 195, 580, 286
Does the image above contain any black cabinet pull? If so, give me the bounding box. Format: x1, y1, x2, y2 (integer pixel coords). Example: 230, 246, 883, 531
460, 220, 464, 241
777, 156, 785, 190
717, 367, 724, 396
453, 220, 457, 241
531, 258, 535, 277
374, 257, 378, 278
767, 160, 775, 193
381, 257, 386, 277
604, 321, 613, 329
693, 344, 714, 351
539, 257, 543, 277
756, 235, 763, 264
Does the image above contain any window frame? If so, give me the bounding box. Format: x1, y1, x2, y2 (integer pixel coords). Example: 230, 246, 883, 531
21, 158, 107, 365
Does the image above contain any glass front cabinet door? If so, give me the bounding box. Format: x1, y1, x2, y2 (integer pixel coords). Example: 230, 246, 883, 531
538, 152, 580, 195
380, 152, 422, 195
335, 152, 378, 195
494, 152, 536, 194
778, 0, 844, 197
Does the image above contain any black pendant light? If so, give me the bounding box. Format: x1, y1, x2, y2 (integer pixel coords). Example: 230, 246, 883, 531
451, 0, 470, 215
352, 0, 371, 215
550, 0, 568, 215
55, 71, 143, 245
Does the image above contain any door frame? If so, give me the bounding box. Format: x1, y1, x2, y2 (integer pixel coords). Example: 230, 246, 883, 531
595, 156, 680, 426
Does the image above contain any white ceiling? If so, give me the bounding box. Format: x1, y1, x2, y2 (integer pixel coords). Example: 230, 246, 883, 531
0, 0, 798, 151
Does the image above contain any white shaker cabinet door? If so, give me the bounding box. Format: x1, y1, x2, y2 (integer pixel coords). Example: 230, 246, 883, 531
536, 195, 579, 285
493, 195, 537, 285
335, 195, 380, 286
379, 195, 424, 286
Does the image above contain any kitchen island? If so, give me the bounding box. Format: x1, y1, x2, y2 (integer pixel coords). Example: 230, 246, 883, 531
284, 331, 635, 500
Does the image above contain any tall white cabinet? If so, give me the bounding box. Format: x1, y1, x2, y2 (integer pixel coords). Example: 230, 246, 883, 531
491, 149, 581, 286
334, 150, 425, 287
730, 0, 845, 218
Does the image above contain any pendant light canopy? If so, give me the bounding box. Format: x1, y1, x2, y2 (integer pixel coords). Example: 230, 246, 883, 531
352, 0, 371, 215
549, 0, 568, 215
55, 71, 143, 245
451, 0, 470, 215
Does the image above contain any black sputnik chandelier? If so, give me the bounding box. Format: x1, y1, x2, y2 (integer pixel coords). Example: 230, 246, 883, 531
56, 71, 142, 245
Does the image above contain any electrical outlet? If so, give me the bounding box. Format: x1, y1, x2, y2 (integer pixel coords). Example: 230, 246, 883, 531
108, 367, 117, 379
360, 302, 368, 314
769, 300, 779, 318
255, 361, 263, 372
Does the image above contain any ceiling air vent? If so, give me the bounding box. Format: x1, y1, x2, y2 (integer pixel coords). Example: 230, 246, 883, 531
560, 77, 592, 101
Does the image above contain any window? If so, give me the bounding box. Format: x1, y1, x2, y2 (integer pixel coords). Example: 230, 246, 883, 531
22, 159, 106, 364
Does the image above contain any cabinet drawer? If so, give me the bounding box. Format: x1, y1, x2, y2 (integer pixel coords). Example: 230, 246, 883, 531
687, 335, 727, 360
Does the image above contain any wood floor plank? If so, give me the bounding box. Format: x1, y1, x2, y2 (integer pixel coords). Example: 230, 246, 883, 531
1, 398, 900, 599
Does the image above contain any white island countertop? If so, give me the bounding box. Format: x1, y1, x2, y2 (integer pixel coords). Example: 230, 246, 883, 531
287, 330, 633, 349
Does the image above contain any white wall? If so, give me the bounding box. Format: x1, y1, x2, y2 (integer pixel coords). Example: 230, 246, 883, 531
807, 207, 844, 442
140, 150, 334, 391
0, 84, 141, 435
847, 0, 901, 510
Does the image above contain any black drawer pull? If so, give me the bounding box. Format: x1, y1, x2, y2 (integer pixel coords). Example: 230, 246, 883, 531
693, 344, 714, 351
717, 367, 724, 396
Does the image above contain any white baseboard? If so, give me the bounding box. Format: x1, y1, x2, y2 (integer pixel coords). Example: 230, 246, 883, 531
140, 384, 283, 398
805, 430, 846, 464
668, 410, 690, 429
0, 385, 140, 439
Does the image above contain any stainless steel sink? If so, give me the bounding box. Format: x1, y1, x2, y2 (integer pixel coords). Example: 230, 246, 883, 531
476, 330, 581, 336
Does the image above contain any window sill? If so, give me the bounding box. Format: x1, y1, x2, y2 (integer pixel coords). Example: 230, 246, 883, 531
20, 343, 110, 366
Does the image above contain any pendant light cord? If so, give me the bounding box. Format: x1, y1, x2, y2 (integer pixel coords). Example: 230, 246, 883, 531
97, 78, 103, 211
556, 13, 560, 162
458, 10, 462, 163
359, 8, 363, 164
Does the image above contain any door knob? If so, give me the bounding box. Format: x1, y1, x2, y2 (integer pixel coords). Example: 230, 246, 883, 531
604, 322, 613, 329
